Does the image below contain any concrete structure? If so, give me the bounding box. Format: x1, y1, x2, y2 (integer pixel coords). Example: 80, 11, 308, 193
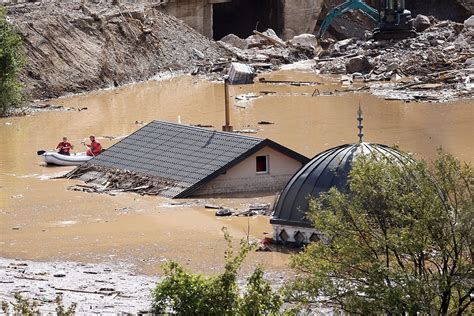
78, 120, 309, 198
164, 0, 322, 39
165, 0, 229, 38
271, 142, 408, 244
281, 0, 323, 39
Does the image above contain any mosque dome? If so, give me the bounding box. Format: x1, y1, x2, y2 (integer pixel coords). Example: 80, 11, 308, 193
270, 142, 406, 230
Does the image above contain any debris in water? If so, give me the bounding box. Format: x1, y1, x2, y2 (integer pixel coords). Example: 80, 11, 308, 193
235, 93, 261, 102
235, 203, 271, 217
257, 121, 274, 125
215, 208, 232, 217
341, 75, 354, 86
227, 62, 255, 84
191, 124, 214, 128
235, 210, 259, 217
234, 129, 259, 134
205, 204, 221, 209
259, 78, 321, 86
160, 200, 208, 208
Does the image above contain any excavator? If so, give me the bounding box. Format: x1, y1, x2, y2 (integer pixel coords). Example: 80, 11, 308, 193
317, 0, 417, 41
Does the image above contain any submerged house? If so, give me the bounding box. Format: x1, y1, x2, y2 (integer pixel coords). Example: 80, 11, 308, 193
76, 120, 309, 198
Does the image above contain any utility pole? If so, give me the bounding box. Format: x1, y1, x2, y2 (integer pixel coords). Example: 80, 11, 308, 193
222, 78, 233, 132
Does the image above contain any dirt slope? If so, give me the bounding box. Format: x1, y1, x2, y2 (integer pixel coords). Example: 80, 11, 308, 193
6, 3, 230, 100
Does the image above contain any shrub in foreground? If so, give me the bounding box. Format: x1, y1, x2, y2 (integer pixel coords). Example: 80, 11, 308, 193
152, 228, 283, 315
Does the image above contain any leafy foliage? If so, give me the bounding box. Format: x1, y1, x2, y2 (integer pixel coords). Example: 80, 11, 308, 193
55, 294, 77, 316
152, 228, 283, 315
1, 293, 76, 315
289, 150, 473, 314
0, 6, 25, 116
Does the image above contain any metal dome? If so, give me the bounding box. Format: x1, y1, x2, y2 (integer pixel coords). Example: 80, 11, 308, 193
270, 142, 406, 228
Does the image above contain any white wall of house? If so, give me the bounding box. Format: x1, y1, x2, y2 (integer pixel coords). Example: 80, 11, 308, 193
191, 146, 303, 196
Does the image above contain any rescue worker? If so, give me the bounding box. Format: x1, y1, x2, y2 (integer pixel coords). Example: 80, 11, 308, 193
56, 137, 73, 156
83, 135, 102, 156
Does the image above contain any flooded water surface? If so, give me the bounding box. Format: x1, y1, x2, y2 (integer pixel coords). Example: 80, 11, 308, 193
0, 69, 472, 275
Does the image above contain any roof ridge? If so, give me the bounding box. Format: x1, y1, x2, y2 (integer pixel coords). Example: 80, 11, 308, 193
151, 120, 264, 142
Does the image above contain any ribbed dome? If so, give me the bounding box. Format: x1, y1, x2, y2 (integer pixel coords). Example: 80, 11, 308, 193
271, 143, 406, 228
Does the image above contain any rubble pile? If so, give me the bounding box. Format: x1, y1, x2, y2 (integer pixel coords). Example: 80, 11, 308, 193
315, 16, 474, 102
218, 29, 316, 72
66, 165, 183, 196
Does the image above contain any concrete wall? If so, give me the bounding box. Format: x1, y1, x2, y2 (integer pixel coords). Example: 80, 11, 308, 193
192, 146, 303, 196
281, 0, 323, 39
164, 0, 229, 38
165, 0, 212, 38
272, 224, 319, 244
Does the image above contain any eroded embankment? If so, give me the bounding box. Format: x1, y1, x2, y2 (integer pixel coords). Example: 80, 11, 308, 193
6, 2, 230, 100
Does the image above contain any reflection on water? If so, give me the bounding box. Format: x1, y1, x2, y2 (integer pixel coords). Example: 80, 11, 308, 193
0, 70, 472, 274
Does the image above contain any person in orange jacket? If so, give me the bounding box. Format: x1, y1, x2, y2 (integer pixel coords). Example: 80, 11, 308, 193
82, 135, 102, 156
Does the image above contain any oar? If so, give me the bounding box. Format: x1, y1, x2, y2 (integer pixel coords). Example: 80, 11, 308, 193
83, 142, 95, 157
36, 149, 55, 156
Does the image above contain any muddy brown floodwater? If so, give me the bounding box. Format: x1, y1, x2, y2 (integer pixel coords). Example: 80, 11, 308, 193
1, 68, 473, 278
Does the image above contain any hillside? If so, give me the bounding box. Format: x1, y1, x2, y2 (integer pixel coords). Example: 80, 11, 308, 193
6, 3, 230, 99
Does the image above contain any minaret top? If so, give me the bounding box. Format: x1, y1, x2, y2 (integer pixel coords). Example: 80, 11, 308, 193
357, 105, 364, 143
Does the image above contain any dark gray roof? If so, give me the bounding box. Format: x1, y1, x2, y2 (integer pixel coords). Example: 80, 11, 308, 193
88, 120, 309, 198
271, 143, 407, 228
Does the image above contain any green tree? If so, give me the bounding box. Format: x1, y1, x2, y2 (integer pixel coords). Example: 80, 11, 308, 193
152, 228, 283, 315
0, 6, 25, 116
288, 151, 473, 314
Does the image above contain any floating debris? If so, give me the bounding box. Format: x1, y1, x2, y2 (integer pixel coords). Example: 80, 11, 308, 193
215, 208, 233, 217
259, 78, 321, 86
235, 93, 262, 102
234, 129, 259, 134
191, 124, 214, 128
204, 204, 221, 209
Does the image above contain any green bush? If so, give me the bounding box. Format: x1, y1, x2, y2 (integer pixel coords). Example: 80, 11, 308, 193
152, 228, 283, 315
1, 293, 76, 315
289, 150, 473, 314
0, 6, 25, 116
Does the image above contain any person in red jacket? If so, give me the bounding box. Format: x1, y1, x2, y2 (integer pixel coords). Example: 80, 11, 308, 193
56, 137, 73, 156
83, 135, 102, 156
